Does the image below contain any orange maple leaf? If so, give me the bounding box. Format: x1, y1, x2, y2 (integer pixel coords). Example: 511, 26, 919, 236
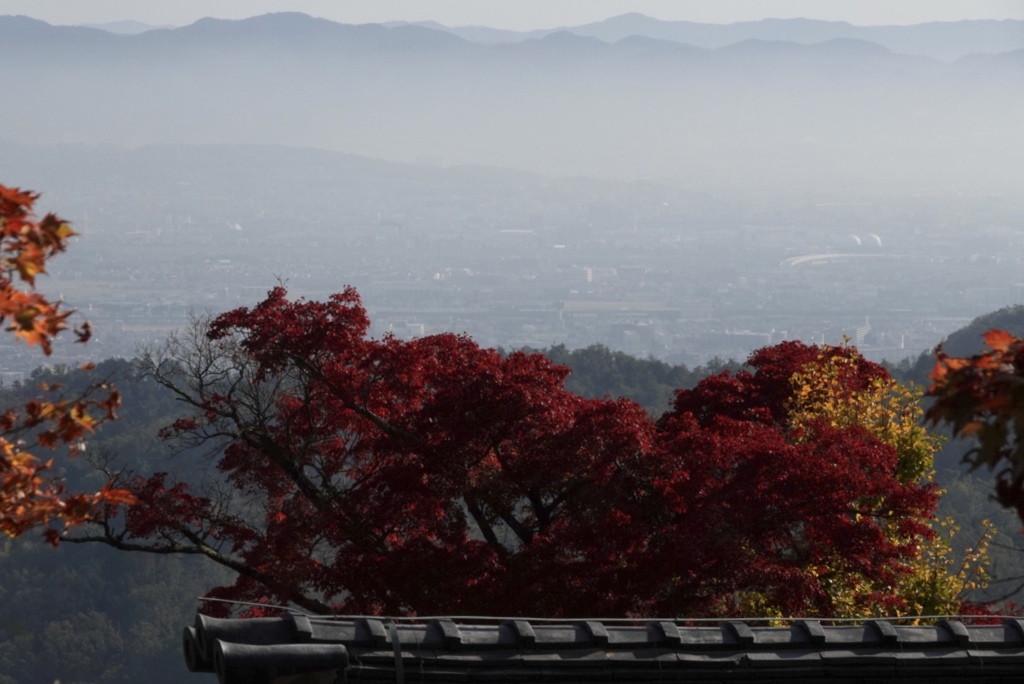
983, 329, 1018, 354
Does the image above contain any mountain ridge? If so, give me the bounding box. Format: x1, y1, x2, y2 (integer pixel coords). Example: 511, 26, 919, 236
1, 13, 972, 63
386, 12, 1024, 60
2, 12, 1020, 195
15, 11, 1015, 60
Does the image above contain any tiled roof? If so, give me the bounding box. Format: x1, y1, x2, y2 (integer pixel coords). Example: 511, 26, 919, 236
183, 613, 1024, 684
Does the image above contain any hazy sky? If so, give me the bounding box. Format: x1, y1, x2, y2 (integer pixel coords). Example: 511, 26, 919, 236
4, 0, 1024, 29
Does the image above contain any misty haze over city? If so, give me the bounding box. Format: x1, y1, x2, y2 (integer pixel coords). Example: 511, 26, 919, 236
1, 3, 1022, 376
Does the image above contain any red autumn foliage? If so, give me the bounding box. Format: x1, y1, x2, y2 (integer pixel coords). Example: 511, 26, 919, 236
0, 184, 134, 541
927, 329, 1024, 523
74, 288, 938, 617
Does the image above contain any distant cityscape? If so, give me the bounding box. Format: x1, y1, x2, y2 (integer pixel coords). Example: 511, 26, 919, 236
2, 12, 1021, 382
2, 143, 1021, 382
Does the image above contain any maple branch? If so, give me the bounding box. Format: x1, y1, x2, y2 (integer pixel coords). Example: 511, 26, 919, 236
464, 496, 507, 558
497, 509, 534, 547
291, 356, 424, 447
64, 525, 333, 615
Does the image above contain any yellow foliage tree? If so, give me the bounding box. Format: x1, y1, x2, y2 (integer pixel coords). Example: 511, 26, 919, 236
787, 349, 938, 483
786, 347, 990, 618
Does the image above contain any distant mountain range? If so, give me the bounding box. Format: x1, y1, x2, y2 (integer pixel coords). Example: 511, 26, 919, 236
3, 12, 1022, 195
70, 13, 1024, 62
386, 13, 1024, 62
80, 20, 176, 34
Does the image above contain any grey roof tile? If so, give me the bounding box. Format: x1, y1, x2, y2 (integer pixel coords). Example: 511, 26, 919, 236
181, 613, 1024, 684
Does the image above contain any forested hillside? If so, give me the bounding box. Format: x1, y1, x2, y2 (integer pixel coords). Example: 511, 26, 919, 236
535, 343, 743, 415
0, 359, 232, 684
0, 335, 1021, 682
896, 305, 1024, 388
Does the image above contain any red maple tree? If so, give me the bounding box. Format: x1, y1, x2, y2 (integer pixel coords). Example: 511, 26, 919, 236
0, 184, 132, 542
71, 289, 939, 617
927, 329, 1024, 523
652, 342, 938, 616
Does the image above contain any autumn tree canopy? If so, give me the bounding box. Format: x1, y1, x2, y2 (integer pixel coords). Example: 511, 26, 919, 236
63, 286, 958, 618
927, 329, 1024, 523
0, 184, 131, 542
